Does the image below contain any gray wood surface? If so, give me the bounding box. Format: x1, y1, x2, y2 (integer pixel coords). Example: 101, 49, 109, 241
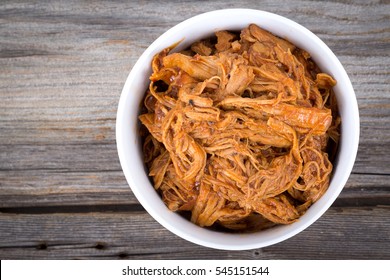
1, 0, 389, 259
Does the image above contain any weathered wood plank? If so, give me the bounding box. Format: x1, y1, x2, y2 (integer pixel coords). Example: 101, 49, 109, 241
0, 207, 388, 259
0, 144, 120, 171
0, 170, 137, 207
1, 141, 389, 182
0, 171, 388, 207
1, 56, 388, 146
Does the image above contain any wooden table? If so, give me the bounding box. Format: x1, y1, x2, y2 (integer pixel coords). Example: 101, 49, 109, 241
1, 0, 389, 259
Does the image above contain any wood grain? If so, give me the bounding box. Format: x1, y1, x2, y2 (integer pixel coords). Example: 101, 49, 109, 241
0, 207, 388, 259
0, 0, 389, 259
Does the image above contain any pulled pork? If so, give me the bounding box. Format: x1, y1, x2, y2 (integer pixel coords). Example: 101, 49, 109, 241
139, 24, 340, 231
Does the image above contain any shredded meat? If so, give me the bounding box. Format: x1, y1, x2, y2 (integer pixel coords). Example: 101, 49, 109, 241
139, 24, 340, 231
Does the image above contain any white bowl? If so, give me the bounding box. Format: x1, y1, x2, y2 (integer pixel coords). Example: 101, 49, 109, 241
116, 9, 359, 250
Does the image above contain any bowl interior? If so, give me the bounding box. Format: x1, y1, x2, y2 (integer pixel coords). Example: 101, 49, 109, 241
116, 9, 359, 250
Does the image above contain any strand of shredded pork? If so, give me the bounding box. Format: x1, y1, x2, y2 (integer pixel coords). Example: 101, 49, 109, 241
139, 24, 340, 231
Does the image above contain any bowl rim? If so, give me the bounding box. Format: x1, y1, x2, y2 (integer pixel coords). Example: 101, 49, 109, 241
116, 8, 360, 250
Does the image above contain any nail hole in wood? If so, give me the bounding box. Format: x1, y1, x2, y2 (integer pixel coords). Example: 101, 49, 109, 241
95, 242, 106, 250
118, 253, 128, 259
37, 243, 47, 250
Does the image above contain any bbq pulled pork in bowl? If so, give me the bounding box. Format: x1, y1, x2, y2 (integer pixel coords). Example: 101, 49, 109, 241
116, 9, 359, 250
